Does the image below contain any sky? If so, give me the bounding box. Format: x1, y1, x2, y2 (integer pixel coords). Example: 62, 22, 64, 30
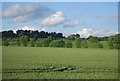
2, 2, 118, 38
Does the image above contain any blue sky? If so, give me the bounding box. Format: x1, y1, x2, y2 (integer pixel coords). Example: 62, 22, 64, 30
2, 2, 118, 37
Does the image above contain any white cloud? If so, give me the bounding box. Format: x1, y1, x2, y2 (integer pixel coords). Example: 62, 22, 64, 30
63, 21, 85, 27
76, 28, 117, 38
13, 29, 17, 34
40, 11, 66, 27
2, 3, 51, 22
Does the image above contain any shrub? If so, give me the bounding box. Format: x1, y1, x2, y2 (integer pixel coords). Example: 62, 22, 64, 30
19, 36, 30, 47
43, 40, 50, 47
30, 41, 35, 47
98, 43, 103, 48
75, 38, 83, 48
82, 40, 88, 48
42, 36, 55, 47
3, 41, 10, 46
108, 37, 114, 49
23, 43, 27, 47
16, 38, 21, 46
66, 41, 72, 48
36, 41, 42, 47
114, 44, 120, 49
93, 43, 103, 48
51, 40, 65, 47
88, 36, 99, 43
108, 42, 114, 49
30, 38, 36, 47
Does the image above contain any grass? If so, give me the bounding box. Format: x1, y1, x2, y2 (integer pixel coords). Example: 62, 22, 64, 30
2, 47, 118, 79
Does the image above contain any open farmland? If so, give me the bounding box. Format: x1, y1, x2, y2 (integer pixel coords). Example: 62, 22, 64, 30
2, 47, 118, 79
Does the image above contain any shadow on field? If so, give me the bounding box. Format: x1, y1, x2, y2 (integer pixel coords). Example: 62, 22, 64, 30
3, 64, 118, 74
3, 65, 77, 73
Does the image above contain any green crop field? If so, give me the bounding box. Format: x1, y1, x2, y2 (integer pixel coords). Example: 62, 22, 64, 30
2, 47, 118, 79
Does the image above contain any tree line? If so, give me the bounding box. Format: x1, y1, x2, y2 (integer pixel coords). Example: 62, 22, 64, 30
1, 30, 65, 39
1, 30, 120, 49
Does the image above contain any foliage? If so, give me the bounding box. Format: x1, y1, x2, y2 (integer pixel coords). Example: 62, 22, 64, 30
16, 38, 21, 46
30, 38, 36, 47
2, 30, 16, 38
2, 30, 65, 38
88, 36, 99, 43
108, 36, 114, 49
43, 40, 50, 47
98, 43, 103, 48
67, 34, 80, 40
19, 36, 30, 47
36, 41, 43, 47
42, 36, 55, 47
107, 34, 120, 49
2, 32, 120, 49
3, 40, 10, 46
65, 41, 72, 48
93, 43, 103, 48
97, 37, 109, 41
47, 36, 55, 42
113, 34, 120, 44
82, 40, 88, 48
75, 38, 83, 48
113, 34, 120, 49
114, 44, 120, 49
51, 40, 65, 47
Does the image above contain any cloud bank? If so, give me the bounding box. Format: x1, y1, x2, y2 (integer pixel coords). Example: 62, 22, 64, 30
76, 28, 117, 38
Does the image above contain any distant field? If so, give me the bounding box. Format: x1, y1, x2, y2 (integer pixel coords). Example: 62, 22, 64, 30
2, 47, 118, 79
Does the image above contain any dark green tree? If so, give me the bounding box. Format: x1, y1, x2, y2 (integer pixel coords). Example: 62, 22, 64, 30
67, 34, 80, 40
67, 34, 76, 40
76, 34, 80, 38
